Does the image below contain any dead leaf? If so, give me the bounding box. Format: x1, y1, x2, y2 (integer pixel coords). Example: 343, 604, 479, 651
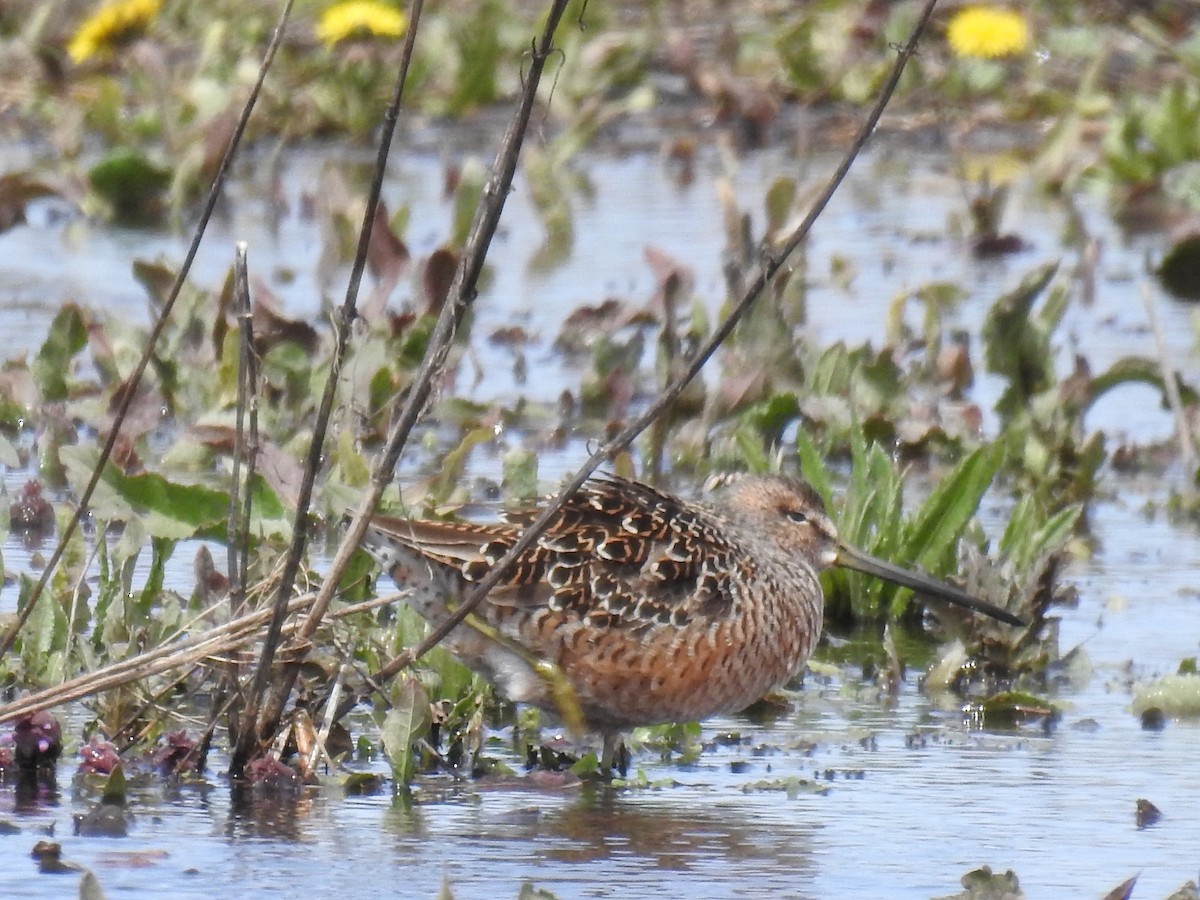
252, 282, 319, 354
422, 247, 459, 315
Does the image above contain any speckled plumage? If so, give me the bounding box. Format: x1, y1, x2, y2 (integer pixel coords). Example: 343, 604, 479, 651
366, 473, 1019, 733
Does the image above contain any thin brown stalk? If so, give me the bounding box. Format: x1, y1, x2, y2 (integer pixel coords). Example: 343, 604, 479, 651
0, 0, 296, 660
1142, 282, 1197, 496
339, 0, 942, 716
230, 0, 430, 775
0, 602, 298, 726
195, 692, 238, 773
237, 362, 260, 600
220, 241, 258, 747
646, 271, 685, 483
227, 241, 253, 611
249, 0, 570, 753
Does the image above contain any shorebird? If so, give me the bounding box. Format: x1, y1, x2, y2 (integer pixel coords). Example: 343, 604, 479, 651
366, 474, 1022, 768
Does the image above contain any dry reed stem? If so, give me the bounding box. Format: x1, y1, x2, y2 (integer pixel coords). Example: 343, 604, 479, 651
231, 0, 432, 774
0, 591, 400, 726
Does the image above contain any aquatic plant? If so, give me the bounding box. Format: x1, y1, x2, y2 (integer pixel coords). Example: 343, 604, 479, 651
1103, 78, 1200, 195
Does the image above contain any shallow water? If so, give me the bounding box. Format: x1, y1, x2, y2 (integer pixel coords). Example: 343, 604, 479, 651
2, 132, 1199, 897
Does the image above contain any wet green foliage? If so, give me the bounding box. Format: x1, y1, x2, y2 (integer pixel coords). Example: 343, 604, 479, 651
0, 249, 475, 695
800, 434, 1003, 623
87, 149, 171, 223
1103, 79, 1200, 195
31, 305, 89, 404
980, 263, 1190, 511
740, 776, 829, 798
380, 677, 431, 789
965, 689, 1059, 729
100, 763, 128, 806
628, 720, 703, 766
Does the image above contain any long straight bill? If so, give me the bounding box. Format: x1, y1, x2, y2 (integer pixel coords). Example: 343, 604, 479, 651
834, 542, 1026, 627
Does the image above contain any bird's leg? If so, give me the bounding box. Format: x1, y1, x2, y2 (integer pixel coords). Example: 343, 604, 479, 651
600, 732, 628, 778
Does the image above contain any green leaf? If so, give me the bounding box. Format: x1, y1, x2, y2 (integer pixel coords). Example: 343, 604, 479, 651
430, 427, 494, 504
1088, 355, 1199, 408
343, 772, 384, 795
1000, 498, 1081, 570
981, 263, 1059, 418
62, 445, 230, 540
733, 428, 774, 474
976, 690, 1057, 727
93, 529, 125, 647
743, 391, 800, 443
333, 429, 371, 488
904, 443, 1003, 572
101, 763, 128, 806
1133, 673, 1200, 718
338, 548, 378, 605
113, 516, 147, 574
794, 428, 833, 509
19, 574, 67, 684
381, 677, 432, 788
136, 537, 174, 613
501, 447, 538, 502
112, 472, 228, 539
525, 147, 576, 272
822, 432, 905, 618
887, 444, 1003, 616
32, 304, 88, 402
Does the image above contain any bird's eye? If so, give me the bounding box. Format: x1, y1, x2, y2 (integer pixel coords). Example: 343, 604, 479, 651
785, 510, 809, 525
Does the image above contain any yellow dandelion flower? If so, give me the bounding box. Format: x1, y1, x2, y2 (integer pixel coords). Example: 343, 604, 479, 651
946, 7, 1030, 60
67, 0, 162, 64
316, 1, 407, 47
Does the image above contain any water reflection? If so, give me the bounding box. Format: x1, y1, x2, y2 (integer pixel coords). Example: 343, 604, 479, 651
375, 781, 820, 896
3, 771, 59, 815
226, 784, 318, 843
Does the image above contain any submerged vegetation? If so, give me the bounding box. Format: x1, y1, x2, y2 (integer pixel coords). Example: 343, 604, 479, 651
0, 0, 1198, 893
